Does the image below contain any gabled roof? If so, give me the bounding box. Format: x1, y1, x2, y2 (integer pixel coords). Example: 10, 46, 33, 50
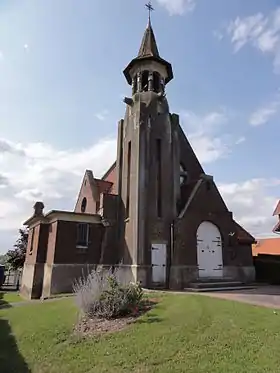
101, 162, 116, 181
273, 220, 280, 233
273, 200, 280, 216
234, 221, 256, 244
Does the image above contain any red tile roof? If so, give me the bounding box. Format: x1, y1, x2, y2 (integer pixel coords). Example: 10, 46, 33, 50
252, 237, 280, 256
94, 179, 113, 194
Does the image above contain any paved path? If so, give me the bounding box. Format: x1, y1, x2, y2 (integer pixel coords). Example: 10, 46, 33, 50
200, 285, 280, 310
145, 285, 280, 310
3, 286, 280, 311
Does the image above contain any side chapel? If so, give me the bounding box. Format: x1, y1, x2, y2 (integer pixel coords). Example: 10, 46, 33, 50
21, 9, 255, 299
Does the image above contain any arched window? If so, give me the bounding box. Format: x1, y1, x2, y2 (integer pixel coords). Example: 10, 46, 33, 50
81, 197, 87, 213
153, 72, 160, 93
142, 71, 149, 92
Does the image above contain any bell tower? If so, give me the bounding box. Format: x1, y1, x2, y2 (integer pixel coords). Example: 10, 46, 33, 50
116, 2, 181, 287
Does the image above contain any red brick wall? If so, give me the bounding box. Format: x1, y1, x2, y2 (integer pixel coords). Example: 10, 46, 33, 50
25, 224, 48, 265
53, 221, 104, 264
103, 165, 117, 194
74, 179, 97, 214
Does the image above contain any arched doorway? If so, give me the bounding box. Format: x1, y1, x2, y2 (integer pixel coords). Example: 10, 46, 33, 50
196, 221, 223, 278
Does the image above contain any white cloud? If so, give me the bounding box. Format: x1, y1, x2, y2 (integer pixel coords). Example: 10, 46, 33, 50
219, 178, 279, 238
249, 97, 280, 126
0, 108, 276, 252
235, 136, 246, 145
180, 109, 234, 163
225, 8, 280, 72
0, 136, 117, 252
213, 30, 224, 41
156, 0, 196, 16
95, 110, 109, 121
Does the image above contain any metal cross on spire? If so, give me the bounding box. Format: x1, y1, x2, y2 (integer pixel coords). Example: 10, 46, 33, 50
145, 1, 154, 24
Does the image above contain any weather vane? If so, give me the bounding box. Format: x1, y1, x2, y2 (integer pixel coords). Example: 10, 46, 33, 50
145, 1, 154, 23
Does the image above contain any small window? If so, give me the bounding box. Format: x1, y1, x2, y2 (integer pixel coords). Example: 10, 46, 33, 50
81, 197, 87, 213
29, 228, 35, 255
76, 223, 89, 248
126, 141, 131, 219
153, 72, 160, 93
142, 70, 149, 92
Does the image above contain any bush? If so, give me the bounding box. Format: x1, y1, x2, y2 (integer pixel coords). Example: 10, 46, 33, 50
73, 267, 143, 319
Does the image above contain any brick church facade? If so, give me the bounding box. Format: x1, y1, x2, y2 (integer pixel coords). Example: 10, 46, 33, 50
21, 16, 256, 299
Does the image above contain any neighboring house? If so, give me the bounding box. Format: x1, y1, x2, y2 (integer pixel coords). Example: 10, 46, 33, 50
252, 238, 280, 257
251, 202, 280, 284
272, 200, 280, 234
20, 13, 256, 300
253, 238, 280, 284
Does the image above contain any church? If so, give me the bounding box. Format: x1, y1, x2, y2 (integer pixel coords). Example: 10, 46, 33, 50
20, 10, 256, 299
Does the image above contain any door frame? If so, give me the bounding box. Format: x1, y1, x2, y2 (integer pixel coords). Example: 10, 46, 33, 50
151, 241, 167, 285
196, 221, 223, 279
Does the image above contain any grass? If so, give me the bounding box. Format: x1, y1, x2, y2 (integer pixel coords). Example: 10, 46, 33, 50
1, 293, 280, 373
0, 291, 22, 306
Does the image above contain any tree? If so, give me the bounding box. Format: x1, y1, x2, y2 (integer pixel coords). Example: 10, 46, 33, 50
6, 228, 29, 270
0, 254, 8, 266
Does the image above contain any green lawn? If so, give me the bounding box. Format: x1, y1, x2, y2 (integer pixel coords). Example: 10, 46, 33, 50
0, 291, 22, 306
1, 294, 280, 373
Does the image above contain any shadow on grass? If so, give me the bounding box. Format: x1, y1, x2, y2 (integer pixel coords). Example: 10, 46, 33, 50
0, 293, 31, 373
134, 299, 163, 324
0, 291, 13, 309
136, 315, 163, 324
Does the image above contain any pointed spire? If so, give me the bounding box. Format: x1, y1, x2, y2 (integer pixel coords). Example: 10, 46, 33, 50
123, 2, 173, 85
138, 21, 160, 58
138, 2, 159, 58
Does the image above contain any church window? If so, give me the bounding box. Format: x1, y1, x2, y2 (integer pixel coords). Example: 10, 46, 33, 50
142, 70, 149, 92
156, 139, 162, 218
126, 141, 131, 219
81, 197, 87, 213
76, 223, 89, 248
153, 72, 160, 93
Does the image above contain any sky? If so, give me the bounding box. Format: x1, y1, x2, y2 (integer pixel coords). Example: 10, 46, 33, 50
0, 0, 280, 253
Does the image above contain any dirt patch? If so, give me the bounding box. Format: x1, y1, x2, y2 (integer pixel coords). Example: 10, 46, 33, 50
74, 299, 159, 337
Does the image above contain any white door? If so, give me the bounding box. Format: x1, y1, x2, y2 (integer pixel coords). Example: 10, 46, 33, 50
197, 221, 223, 278
151, 243, 167, 284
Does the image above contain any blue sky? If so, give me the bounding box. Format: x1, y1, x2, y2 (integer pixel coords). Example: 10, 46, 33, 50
0, 0, 280, 252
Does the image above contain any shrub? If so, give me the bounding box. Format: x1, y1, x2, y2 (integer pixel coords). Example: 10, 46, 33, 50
73, 267, 143, 319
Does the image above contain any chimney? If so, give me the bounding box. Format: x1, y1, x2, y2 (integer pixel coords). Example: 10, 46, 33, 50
33, 201, 45, 217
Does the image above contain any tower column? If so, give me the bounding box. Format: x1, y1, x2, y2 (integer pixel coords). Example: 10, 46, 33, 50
137, 72, 142, 92
148, 71, 153, 91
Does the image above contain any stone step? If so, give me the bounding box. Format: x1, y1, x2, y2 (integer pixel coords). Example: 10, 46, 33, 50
185, 285, 256, 293
189, 281, 243, 289
194, 277, 234, 283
